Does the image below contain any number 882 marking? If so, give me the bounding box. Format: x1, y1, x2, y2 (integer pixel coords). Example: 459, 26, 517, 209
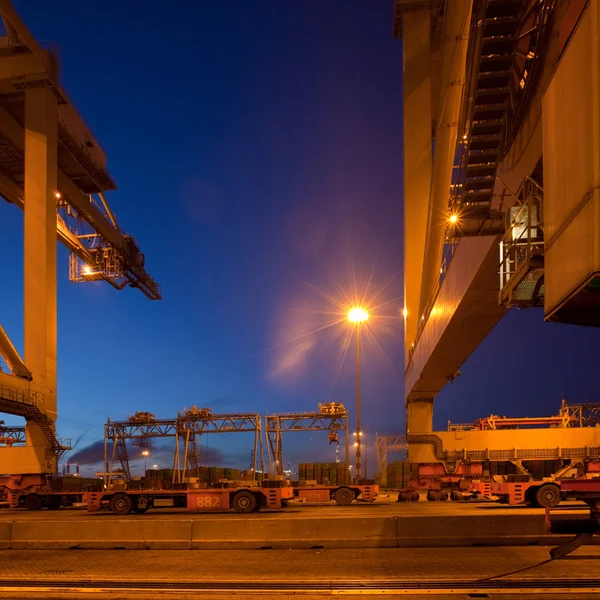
196, 496, 220, 508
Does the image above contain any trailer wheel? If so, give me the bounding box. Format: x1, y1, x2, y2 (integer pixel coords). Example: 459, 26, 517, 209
232, 490, 257, 513
110, 493, 133, 515
26, 494, 43, 511
47, 500, 62, 510
411, 492, 420, 502
535, 484, 561, 508
334, 487, 354, 506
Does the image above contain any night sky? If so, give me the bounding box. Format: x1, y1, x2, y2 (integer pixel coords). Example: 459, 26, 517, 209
1, 1, 598, 476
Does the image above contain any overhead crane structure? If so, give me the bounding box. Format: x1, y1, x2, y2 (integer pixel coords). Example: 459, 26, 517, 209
104, 408, 263, 487
265, 403, 349, 477
397, 0, 600, 482
0, 423, 25, 446
0, 0, 159, 501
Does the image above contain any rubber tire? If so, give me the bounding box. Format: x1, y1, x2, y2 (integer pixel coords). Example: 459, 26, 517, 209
535, 484, 561, 508
232, 490, 257, 513
439, 491, 449, 502
253, 493, 266, 511
26, 494, 43, 511
411, 492, 420, 502
426, 490, 438, 502
110, 493, 133, 516
47, 500, 62, 510
450, 490, 462, 502
334, 487, 354, 506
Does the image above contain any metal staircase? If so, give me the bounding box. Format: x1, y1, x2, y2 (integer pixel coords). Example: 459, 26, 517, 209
499, 177, 544, 307
449, 0, 554, 238
0, 373, 70, 460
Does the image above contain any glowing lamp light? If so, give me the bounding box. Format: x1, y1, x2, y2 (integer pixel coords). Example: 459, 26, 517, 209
141, 450, 150, 457
347, 306, 369, 324
402, 307, 408, 319
54, 192, 61, 199
82, 265, 92, 276
449, 214, 458, 224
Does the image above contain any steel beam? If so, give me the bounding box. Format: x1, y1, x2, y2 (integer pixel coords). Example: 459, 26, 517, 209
402, 9, 432, 357
23, 87, 57, 474
419, 0, 472, 319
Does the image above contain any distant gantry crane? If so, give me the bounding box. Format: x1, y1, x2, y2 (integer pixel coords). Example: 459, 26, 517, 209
0, 0, 160, 506
103, 408, 263, 487
265, 402, 349, 477
0, 422, 25, 447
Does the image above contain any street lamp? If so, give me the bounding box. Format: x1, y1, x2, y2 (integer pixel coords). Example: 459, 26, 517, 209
354, 429, 369, 479
347, 306, 369, 483
142, 449, 150, 473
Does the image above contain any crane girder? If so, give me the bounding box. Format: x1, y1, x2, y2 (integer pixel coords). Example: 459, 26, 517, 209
0, 2, 160, 301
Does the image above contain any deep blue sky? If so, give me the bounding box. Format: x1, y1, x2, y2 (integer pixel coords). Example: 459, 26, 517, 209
2, 1, 599, 475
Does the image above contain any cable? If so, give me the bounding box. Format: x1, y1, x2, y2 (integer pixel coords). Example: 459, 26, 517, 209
477, 557, 555, 582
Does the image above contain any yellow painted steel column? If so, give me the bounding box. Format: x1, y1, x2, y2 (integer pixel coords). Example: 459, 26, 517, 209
406, 399, 437, 463
24, 87, 58, 460
418, 0, 472, 319
402, 10, 432, 360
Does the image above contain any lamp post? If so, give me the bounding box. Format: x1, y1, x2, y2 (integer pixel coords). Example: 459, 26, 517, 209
347, 306, 369, 483
142, 449, 149, 473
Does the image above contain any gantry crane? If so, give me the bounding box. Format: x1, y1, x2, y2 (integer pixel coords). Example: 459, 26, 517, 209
397, 0, 600, 496
104, 408, 263, 487
0, 422, 25, 447
265, 402, 349, 477
0, 1, 160, 508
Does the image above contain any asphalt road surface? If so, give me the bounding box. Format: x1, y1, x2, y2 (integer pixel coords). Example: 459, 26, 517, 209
0, 546, 599, 599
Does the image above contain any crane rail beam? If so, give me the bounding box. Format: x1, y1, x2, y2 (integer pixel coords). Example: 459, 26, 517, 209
105, 413, 262, 439
0, 424, 25, 444
265, 412, 349, 433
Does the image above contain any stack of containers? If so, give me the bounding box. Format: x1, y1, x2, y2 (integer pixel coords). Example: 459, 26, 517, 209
386, 461, 415, 489
297, 462, 348, 486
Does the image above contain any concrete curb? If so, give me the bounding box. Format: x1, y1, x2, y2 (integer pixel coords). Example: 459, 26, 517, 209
0, 514, 587, 549
10, 520, 192, 550
192, 516, 398, 549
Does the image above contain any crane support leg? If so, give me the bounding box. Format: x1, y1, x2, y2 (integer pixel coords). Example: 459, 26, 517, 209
17, 87, 58, 475
24, 86, 57, 413
406, 399, 435, 463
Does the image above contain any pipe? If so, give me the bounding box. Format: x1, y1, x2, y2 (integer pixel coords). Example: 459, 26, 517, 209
418, 0, 473, 318
0, 324, 32, 380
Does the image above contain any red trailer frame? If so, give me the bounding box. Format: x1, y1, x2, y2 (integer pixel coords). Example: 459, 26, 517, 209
293, 484, 378, 505
85, 485, 294, 515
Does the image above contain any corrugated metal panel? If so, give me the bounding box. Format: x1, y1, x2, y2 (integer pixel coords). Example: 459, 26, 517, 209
543, 1, 600, 321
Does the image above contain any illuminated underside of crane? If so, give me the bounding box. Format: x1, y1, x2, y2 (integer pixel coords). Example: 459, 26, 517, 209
397, 0, 600, 482
0, 0, 160, 493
